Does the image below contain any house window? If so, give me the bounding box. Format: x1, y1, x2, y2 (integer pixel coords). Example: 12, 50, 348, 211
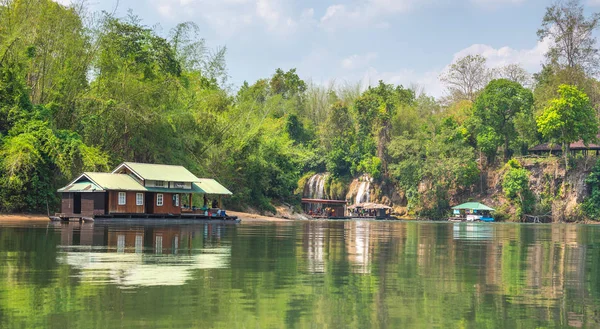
118, 192, 126, 205
155, 181, 165, 187
157, 194, 164, 206
173, 194, 179, 207
136, 193, 144, 206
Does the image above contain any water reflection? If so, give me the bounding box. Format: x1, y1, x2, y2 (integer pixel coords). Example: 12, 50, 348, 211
2, 220, 600, 328
452, 222, 493, 241
54, 222, 231, 287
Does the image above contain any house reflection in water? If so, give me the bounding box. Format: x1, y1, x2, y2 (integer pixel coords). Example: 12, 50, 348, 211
55, 222, 231, 287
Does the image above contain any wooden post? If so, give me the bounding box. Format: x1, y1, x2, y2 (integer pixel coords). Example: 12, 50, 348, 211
189, 194, 193, 209
219, 195, 222, 208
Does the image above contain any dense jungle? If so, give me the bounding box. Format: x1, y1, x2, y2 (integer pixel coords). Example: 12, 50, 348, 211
3, 0, 600, 221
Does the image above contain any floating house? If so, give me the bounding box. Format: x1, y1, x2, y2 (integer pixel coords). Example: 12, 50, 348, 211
451, 202, 494, 222
301, 198, 348, 219
348, 202, 393, 219
55, 162, 236, 221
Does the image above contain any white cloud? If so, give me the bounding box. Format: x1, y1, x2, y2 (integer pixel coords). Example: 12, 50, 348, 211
471, 0, 524, 4
256, 0, 297, 32
53, 0, 72, 5
152, 0, 303, 36
354, 37, 550, 98
341, 52, 379, 70
320, 0, 527, 30
360, 67, 445, 97
451, 37, 550, 72
320, 1, 419, 30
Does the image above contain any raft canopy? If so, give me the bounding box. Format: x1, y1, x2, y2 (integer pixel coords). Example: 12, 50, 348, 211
452, 202, 495, 212
348, 202, 393, 210
194, 179, 232, 195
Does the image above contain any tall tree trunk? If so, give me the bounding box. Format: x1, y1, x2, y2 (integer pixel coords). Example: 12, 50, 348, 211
563, 141, 570, 170
504, 135, 510, 161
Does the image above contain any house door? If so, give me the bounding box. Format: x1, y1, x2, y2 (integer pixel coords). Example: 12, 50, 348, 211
145, 192, 154, 214
73, 193, 81, 214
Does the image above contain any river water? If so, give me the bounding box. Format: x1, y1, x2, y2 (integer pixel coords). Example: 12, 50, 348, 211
1, 219, 600, 328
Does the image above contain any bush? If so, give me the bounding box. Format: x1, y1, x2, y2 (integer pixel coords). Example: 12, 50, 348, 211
583, 159, 600, 220
502, 159, 533, 219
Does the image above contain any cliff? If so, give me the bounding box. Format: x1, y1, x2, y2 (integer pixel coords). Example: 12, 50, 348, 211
454, 157, 595, 222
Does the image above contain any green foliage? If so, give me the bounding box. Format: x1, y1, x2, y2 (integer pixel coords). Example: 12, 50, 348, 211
473, 79, 534, 160
583, 159, 600, 219
502, 159, 533, 219
357, 156, 382, 180
2, 0, 600, 218
537, 84, 598, 144
537, 84, 598, 169
325, 175, 351, 200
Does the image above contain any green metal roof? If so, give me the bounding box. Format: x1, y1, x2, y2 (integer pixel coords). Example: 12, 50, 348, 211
83, 173, 147, 191
57, 181, 103, 193
194, 179, 232, 195
452, 202, 495, 211
145, 183, 206, 194
57, 163, 234, 196
117, 162, 199, 182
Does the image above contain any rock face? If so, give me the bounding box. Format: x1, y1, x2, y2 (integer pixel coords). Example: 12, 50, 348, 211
297, 157, 593, 221
472, 157, 593, 222
521, 157, 592, 222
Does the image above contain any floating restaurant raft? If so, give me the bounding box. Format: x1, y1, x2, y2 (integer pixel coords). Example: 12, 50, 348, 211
301, 198, 349, 219
348, 203, 393, 219
451, 202, 495, 222
54, 162, 238, 222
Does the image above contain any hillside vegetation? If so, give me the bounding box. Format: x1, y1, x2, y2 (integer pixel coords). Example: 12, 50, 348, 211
2, 0, 600, 221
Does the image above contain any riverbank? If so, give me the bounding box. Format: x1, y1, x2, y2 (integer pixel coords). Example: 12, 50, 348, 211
0, 212, 292, 223
0, 214, 48, 221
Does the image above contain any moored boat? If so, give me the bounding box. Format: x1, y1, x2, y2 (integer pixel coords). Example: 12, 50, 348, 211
450, 202, 495, 222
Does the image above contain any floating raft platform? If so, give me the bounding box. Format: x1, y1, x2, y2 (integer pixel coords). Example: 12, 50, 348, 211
50, 213, 240, 223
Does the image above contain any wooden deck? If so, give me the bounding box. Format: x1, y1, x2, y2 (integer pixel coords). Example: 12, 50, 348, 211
51, 212, 239, 222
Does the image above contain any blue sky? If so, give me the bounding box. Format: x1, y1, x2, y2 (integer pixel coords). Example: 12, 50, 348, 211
58, 0, 600, 97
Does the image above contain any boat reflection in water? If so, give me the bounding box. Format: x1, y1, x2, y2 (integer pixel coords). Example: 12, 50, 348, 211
54, 222, 231, 287
453, 222, 494, 241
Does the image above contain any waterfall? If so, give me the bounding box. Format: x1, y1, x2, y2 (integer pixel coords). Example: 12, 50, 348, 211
348, 174, 372, 205
317, 176, 326, 199
354, 180, 371, 205
304, 173, 328, 199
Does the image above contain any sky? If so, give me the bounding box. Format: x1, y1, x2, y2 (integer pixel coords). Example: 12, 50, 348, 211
56, 0, 600, 98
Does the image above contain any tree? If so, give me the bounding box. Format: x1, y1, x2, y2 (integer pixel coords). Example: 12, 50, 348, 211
583, 159, 600, 219
538, 0, 600, 75
473, 79, 534, 161
537, 84, 598, 169
502, 159, 532, 219
169, 22, 228, 87
269, 68, 306, 99
495, 64, 531, 87
440, 54, 492, 102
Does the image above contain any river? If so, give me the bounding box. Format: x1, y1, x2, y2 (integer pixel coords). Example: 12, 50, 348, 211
1, 219, 599, 328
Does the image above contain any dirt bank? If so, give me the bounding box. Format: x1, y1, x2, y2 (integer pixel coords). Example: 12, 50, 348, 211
228, 211, 294, 223
0, 214, 48, 221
